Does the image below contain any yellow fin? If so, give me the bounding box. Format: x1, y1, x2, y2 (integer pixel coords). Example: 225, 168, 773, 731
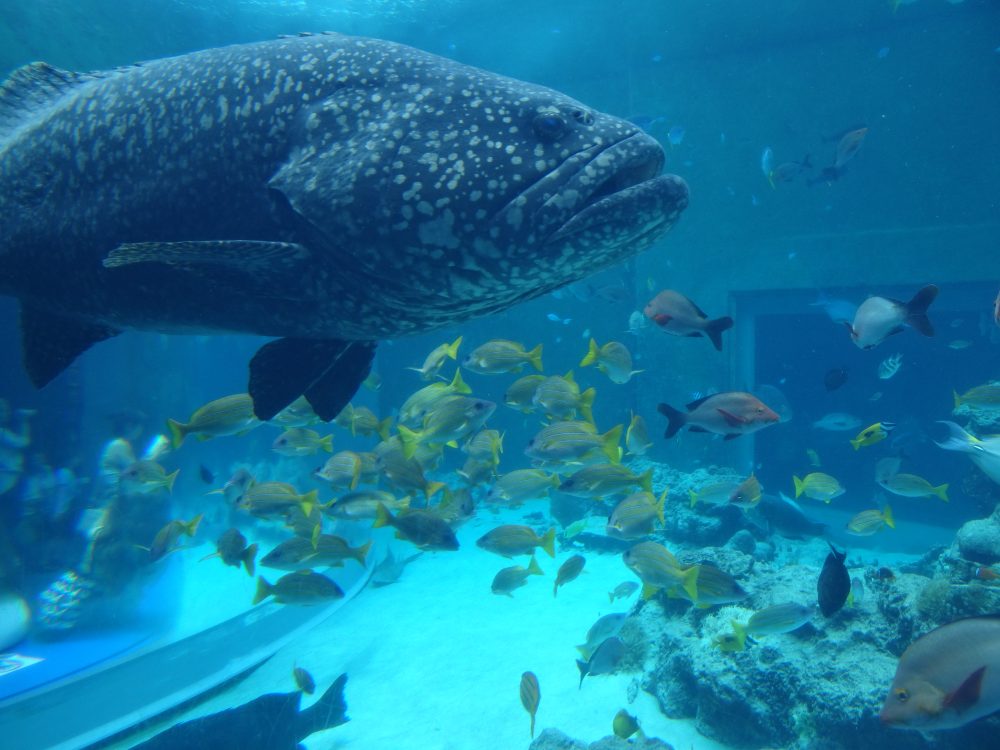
164, 469, 180, 494
883, 503, 895, 529
319, 434, 334, 454
528, 555, 543, 576
445, 335, 463, 360
580, 338, 600, 367
373, 502, 392, 529
641, 582, 659, 600
793, 475, 804, 499
579, 387, 596, 424
397, 424, 421, 460
935, 484, 949, 503
540, 527, 556, 558
601, 424, 623, 463
450, 368, 472, 395
655, 487, 667, 524
526, 344, 544, 372
730, 620, 748, 651
252, 576, 273, 605
681, 566, 699, 602
639, 468, 653, 494
166, 419, 187, 449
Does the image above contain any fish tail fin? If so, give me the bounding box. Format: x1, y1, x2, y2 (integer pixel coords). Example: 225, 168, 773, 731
354, 539, 373, 566
688, 490, 698, 509
425, 480, 445, 500
399, 495, 412, 512
935, 484, 950, 503
164, 469, 180, 494
528, 555, 543, 576
641, 582, 659, 600
730, 620, 748, 650
376, 417, 392, 442
793, 476, 804, 498
540, 527, 556, 558
319, 434, 334, 454
575, 644, 592, 660
601, 425, 623, 462
580, 338, 600, 367
657, 403, 686, 439
850, 438, 861, 451
579, 387, 596, 424
576, 660, 588, 689
252, 576, 273, 605
934, 420, 979, 453
607, 592, 614, 604
445, 335, 463, 360
655, 487, 667, 524
704, 316, 734, 351
397, 424, 421, 460
243, 543, 258, 577
639, 468, 653, 494
883, 504, 895, 529
681, 566, 699, 602
297, 673, 349, 738
450, 368, 472, 395
526, 344, 544, 372
166, 419, 187, 449
373, 502, 393, 529
905, 284, 938, 336
953, 390, 963, 409
183, 514, 203, 537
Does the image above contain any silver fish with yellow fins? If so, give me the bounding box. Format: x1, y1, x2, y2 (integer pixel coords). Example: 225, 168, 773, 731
880, 615, 1000, 730
878, 473, 949, 503
272, 428, 333, 457
558, 463, 653, 499
580, 338, 641, 384
606, 489, 667, 540
503, 374, 546, 413
525, 420, 622, 465
477, 525, 556, 558
398, 369, 472, 427
625, 412, 653, 456
120, 460, 179, 495
409, 335, 462, 381
200, 527, 257, 577
148, 514, 203, 562
397, 395, 496, 459
531, 371, 596, 423
622, 540, 698, 601
166, 393, 260, 448
462, 339, 543, 375
846, 505, 895, 536
486, 469, 560, 506
793, 472, 845, 503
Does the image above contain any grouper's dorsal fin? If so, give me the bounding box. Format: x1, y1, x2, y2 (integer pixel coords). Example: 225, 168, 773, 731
0, 62, 94, 144
20, 304, 119, 388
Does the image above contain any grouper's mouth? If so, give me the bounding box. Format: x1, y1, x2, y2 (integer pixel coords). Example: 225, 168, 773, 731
500, 132, 688, 248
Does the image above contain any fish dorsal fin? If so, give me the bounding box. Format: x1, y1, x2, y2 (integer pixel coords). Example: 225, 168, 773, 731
684, 295, 709, 319
0, 62, 96, 144
685, 394, 713, 410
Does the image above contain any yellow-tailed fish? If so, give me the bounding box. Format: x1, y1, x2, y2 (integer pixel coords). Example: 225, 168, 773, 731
793, 472, 845, 503
525, 421, 622, 465
847, 505, 895, 535
850, 421, 895, 451
953, 383, 1000, 411
503, 374, 546, 413
409, 335, 462, 380
714, 628, 747, 652
553, 554, 586, 597
625, 412, 653, 456
166, 393, 259, 448
270, 396, 319, 428
738, 602, 814, 639
238, 482, 318, 520
622, 541, 698, 600
325, 490, 410, 520
261, 534, 372, 570
520, 671, 541, 738
457, 456, 497, 486
486, 469, 560, 505
531, 371, 596, 423
253, 570, 344, 606
314, 450, 363, 490
397, 395, 496, 459
463, 429, 503, 463
607, 489, 666, 539
492, 557, 544, 597
148, 514, 202, 562
462, 339, 542, 374
878, 473, 948, 502
398, 369, 472, 427
675, 564, 748, 607
293, 665, 315, 694
199, 527, 257, 577
612, 709, 643, 740
271, 427, 333, 457
580, 338, 641, 384
608, 581, 639, 603
558, 463, 652, 499
120, 460, 179, 495
806, 448, 821, 467
335, 404, 392, 441
374, 439, 445, 499
476, 524, 556, 558
688, 480, 740, 509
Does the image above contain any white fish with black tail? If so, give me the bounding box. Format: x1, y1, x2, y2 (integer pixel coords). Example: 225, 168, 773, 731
846, 285, 939, 349
935, 421, 1000, 485
880, 615, 1000, 730
0, 32, 688, 422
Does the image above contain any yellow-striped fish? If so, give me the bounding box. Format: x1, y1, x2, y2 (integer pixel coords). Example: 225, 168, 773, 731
520, 671, 540, 738
532, 371, 596, 423
462, 339, 543, 374
846, 505, 895, 536
580, 338, 641, 384
878, 473, 948, 502
409, 335, 462, 381
503, 374, 546, 413
272, 428, 333, 457
793, 472, 845, 503
167, 393, 259, 448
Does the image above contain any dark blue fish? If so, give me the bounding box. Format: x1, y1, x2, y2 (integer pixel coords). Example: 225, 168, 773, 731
824, 367, 849, 392
198, 464, 215, 485
0, 33, 688, 421
132, 673, 348, 749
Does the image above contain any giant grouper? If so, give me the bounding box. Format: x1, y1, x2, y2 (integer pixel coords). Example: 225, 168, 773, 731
0, 32, 688, 420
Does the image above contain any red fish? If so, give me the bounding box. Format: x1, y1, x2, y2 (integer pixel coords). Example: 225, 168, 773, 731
657, 392, 780, 440
643, 290, 733, 351
975, 566, 999, 582
835, 127, 868, 169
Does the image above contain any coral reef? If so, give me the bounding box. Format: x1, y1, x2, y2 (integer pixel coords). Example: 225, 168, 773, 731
528, 728, 674, 750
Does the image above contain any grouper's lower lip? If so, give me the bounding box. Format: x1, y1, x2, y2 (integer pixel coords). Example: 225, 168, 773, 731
547, 172, 690, 245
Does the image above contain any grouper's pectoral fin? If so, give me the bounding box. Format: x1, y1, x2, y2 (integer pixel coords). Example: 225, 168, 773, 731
103, 240, 310, 273
20, 304, 119, 387
249, 339, 376, 422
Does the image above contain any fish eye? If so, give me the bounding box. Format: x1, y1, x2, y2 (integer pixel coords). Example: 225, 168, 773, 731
895, 689, 909, 703
533, 111, 567, 142
755, 407, 763, 414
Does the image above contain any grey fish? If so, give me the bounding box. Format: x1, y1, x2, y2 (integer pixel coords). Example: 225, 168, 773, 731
576, 613, 628, 661
370, 547, 423, 588
0, 33, 688, 421
576, 636, 626, 688
131, 674, 348, 750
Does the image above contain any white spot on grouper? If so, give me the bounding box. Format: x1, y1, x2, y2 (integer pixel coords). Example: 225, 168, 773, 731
418, 210, 460, 249
217, 95, 229, 121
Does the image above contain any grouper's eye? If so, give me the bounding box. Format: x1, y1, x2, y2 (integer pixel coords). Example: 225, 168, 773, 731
895, 689, 909, 703
533, 111, 567, 142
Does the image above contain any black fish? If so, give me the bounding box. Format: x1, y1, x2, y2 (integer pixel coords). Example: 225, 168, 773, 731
132, 673, 348, 750
817, 543, 850, 617
198, 464, 215, 484
823, 367, 848, 392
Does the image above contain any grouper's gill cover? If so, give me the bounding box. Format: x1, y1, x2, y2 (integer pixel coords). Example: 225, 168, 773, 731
0, 32, 688, 420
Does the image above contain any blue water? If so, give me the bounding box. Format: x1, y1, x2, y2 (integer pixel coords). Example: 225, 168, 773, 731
1, 1, 1000, 748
